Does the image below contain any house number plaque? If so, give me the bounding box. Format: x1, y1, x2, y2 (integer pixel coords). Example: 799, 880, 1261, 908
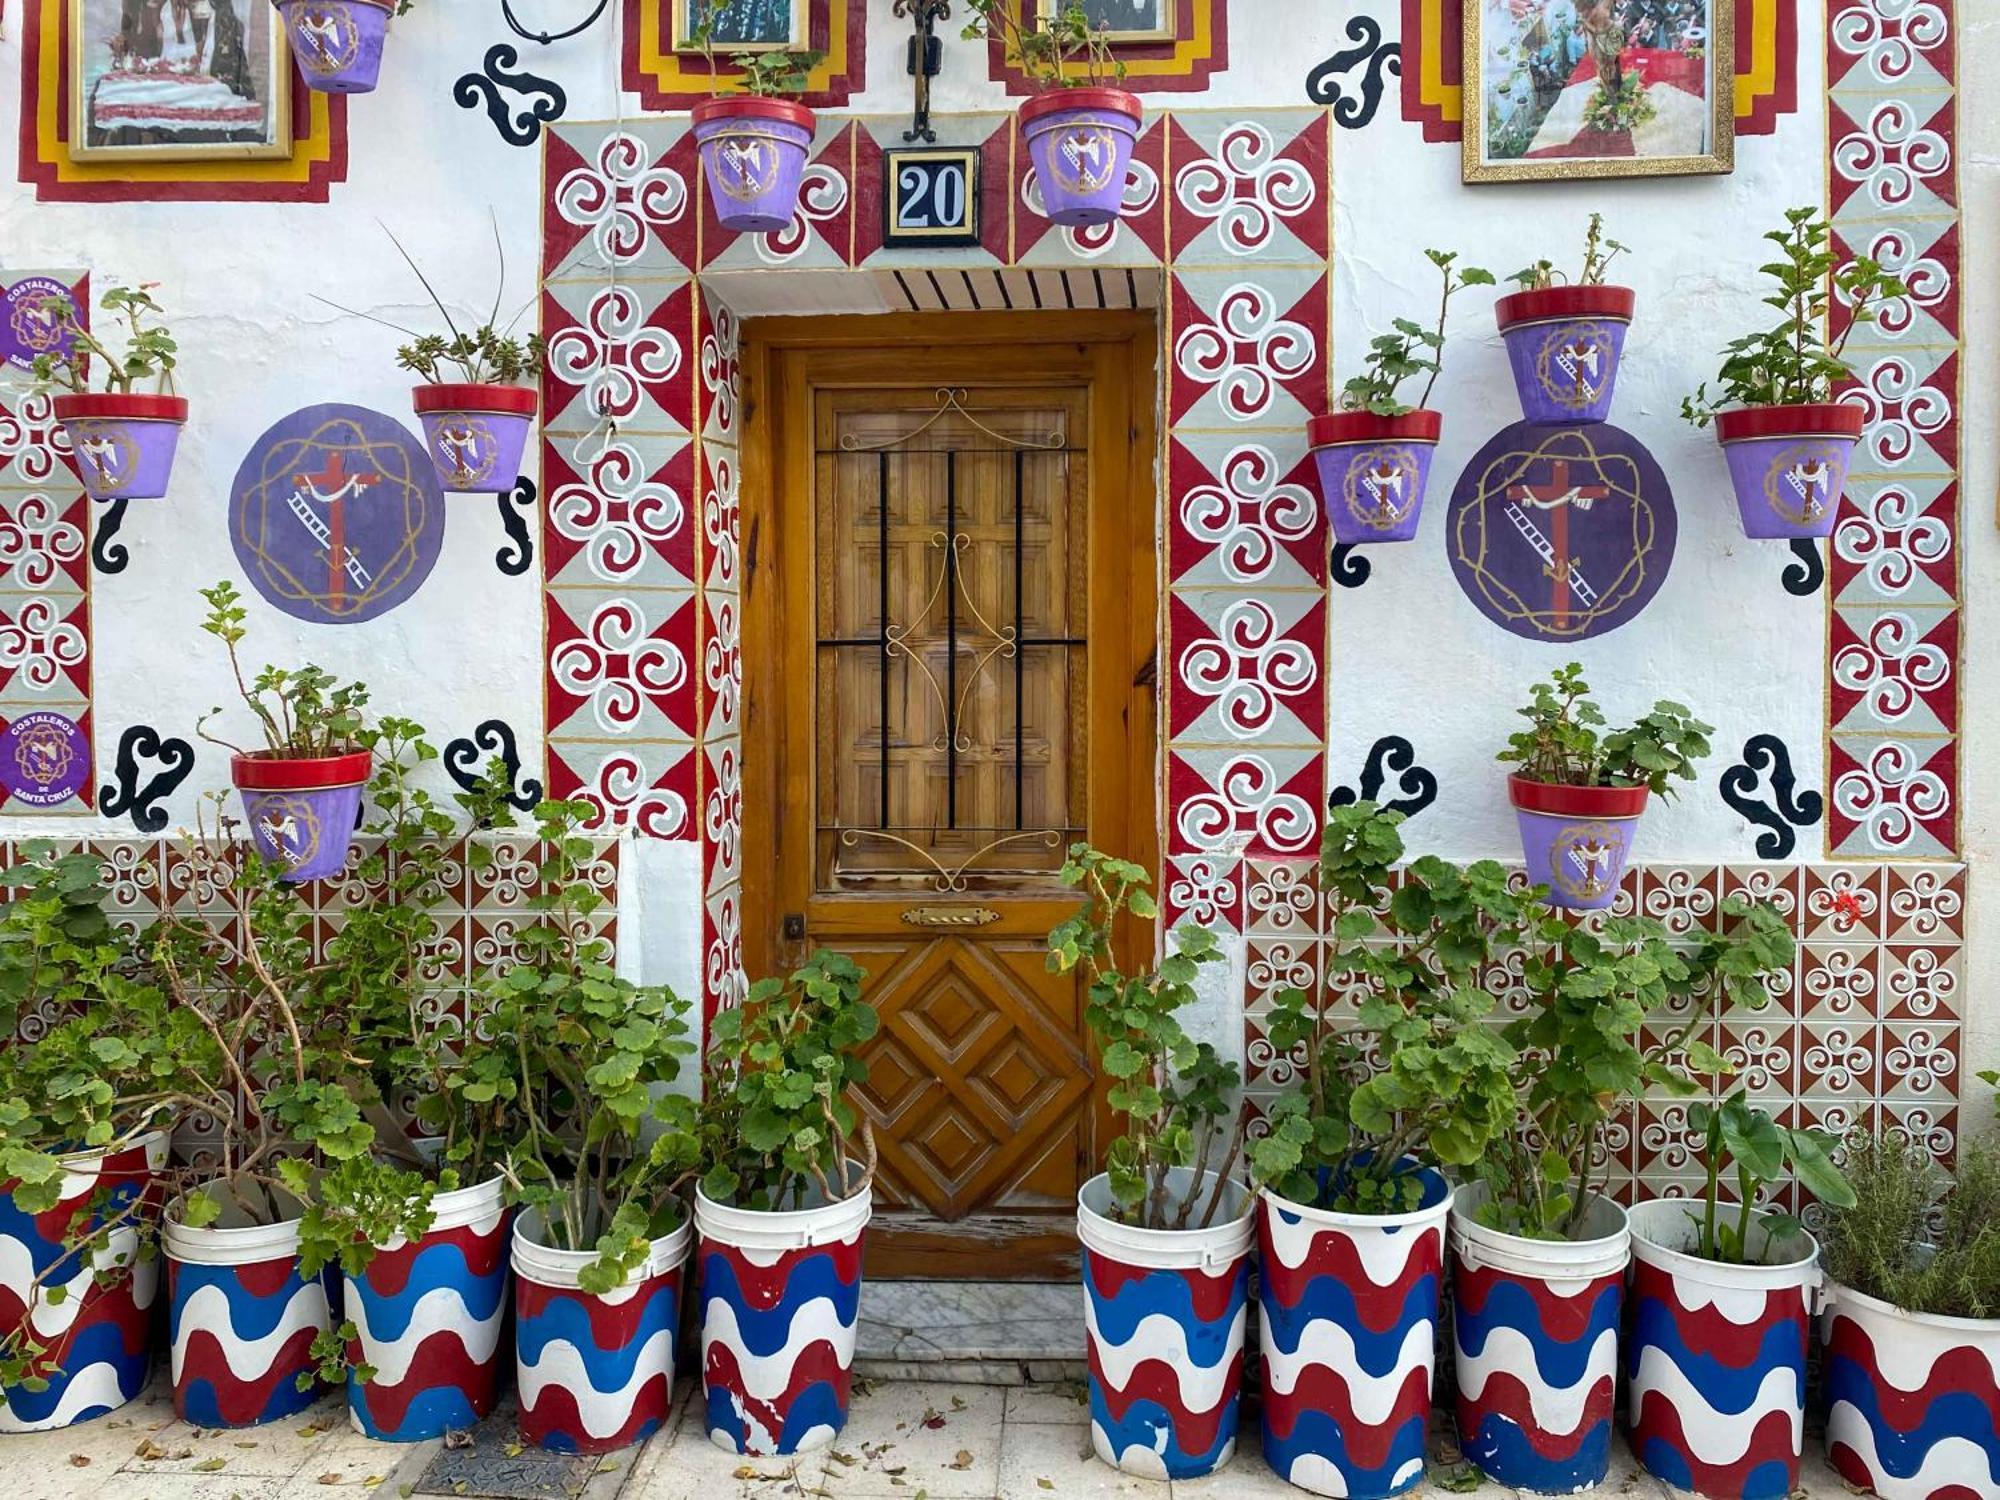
883, 147, 981, 247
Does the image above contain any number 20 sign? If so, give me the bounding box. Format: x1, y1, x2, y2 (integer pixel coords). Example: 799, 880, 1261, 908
883, 147, 981, 248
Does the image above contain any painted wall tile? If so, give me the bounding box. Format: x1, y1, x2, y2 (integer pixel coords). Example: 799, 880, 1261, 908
541, 279, 692, 437
1168, 268, 1327, 430
545, 588, 699, 743
542, 432, 696, 592
1167, 434, 1323, 591
543, 123, 698, 282
1166, 111, 1328, 267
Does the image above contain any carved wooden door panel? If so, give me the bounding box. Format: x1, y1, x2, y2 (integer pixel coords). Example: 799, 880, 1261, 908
744, 315, 1157, 1278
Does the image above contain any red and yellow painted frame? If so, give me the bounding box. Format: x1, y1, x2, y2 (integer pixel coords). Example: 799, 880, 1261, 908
982, 0, 1228, 94
623, 0, 867, 108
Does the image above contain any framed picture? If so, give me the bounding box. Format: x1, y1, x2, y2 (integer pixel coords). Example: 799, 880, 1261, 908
1462, 0, 1733, 181
1036, 0, 1175, 44
69, 0, 291, 161
672, 0, 809, 51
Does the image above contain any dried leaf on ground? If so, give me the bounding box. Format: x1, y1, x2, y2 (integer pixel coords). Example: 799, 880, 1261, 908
948, 1450, 974, 1470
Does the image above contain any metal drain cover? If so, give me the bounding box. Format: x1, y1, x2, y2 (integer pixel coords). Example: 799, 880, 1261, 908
409, 1404, 608, 1499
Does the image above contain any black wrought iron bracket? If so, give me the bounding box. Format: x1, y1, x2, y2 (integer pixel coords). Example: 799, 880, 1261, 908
499, 0, 612, 47
895, 0, 951, 141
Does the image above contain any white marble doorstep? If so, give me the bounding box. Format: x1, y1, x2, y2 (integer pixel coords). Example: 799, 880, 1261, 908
856, 1280, 1086, 1373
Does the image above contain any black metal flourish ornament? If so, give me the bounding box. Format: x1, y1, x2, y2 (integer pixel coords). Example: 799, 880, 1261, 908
92, 497, 132, 574
1305, 15, 1401, 129
444, 719, 543, 813
1330, 736, 1438, 818
1782, 538, 1825, 597
496, 476, 535, 576
453, 44, 566, 147
1329, 542, 1372, 589
1719, 733, 1823, 859
96, 725, 194, 833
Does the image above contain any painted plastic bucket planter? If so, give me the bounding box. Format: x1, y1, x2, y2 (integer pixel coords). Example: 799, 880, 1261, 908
512, 1206, 689, 1454
691, 98, 815, 235
1020, 87, 1143, 228
49, 394, 187, 501
1260, 1167, 1450, 1499
1308, 409, 1441, 544
0, 1130, 167, 1432
1508, 774, 1646, 912
413, 384, 537, 494
231, 749, 372, 883
1823, 1281, 2000, 1500
1626, 1198, 1816, 1500
165, 1200, 331, 1428
1450, 1184, 1629, 1493
696, 1176, 869, 1457
344, 1175, 510, 1441
1078, 1168, 1252, 1481
1494, 285, 1635, 425
276, 0, 395, 94
1714, 403, 1864, 540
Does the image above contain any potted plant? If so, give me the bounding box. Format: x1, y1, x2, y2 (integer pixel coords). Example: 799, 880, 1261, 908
1626, 1090, 1854, 1500
1309, 250, 1493, 544
689, 18, 826, 235
28, 284, 185, 501
1248, 804, 1524, 1499
1455, 895, 1794, 1493
963, 0, 1140, 228
197, 581, 373, 883
0, 846, 209, 1432
1045, 847, 1251, 1481
1819, 1130, 2000, 1500
694, 949, 877, 1458
277, 0, 410, 94
1495, 214, 1633, 424
1682, 207, 1906, 539
1496, 662, 1712, 911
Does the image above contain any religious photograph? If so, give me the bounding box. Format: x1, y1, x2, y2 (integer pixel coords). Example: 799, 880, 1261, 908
672, 0, 808, 50
1464, 0, 1733, 180
1037, 0, 1174, 42
69, 0, 290, 160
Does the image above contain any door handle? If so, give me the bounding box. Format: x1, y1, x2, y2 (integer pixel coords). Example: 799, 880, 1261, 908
900, 905, 1001, 928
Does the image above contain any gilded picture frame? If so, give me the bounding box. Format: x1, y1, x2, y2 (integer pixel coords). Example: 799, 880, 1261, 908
68, 0, 292, 161
1462, 0, 1733, 182
672, 0, 810, 52
1036, 0, 1175, 44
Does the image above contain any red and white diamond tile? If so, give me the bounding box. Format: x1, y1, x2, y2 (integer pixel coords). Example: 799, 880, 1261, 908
1168, 267, 1327, 430
547, 739, 697, 841
1166, 110, 1328, 267
1168, 589, 1324, 748
853, 116, 1011, 268
1167, 746, 1322, 861
0, 390, 76, 487
541, 432, 695, 591
1167, 432, 1324, 591
1827, 733, 1955, 857
543, 122, 698, 282
541, 278, 692, 436
544, 588, 698, 742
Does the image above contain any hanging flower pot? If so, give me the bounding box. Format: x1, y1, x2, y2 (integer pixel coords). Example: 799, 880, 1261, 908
1020, 88, 1143, 228
695, 1175, 869, 1457
412, 384, 537, 494
276, 0, 395, 94
165, 1201, 332, 1428
230, 749, 373, 884
344, 1176, 510, 1442
49, 394, 187, 501
1259, 1167, 1450, 1499
0, 1131, 167, 1433
1449, 1184, 1628, 1493
1494, 285, 1634, 425
1824, 1279, 2000, 1500
1626, 1199, 1816, 1500
1714, 403, 1864, 540
692, 97, 816, 235
1308, 410, 1441, 544
1508, 774, 1647, 911
1078, 1168, 1252, 1481
512, 1206, 689, 1454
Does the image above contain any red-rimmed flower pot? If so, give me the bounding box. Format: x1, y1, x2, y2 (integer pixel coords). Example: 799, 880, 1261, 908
691, 97, 815, 234
1494, 285, 1635, 424
413, 383, 537, 494
276, 0, 394, 94
50, 393, 187, 500
1507, 774, 1648, 910
1309, 409, 1441, 544
1019, 87, 1142, 228
230, 749, 372, 883
1714, 403, 1864, 540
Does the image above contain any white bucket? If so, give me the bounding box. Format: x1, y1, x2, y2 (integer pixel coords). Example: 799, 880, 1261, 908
1626, 1197, 1818, 1289
693, 1172, 872, 1253
163, 1193, 309, 1265
1450, 1183, 1630, 1284
372, 1173, 506, 1252
1076, 1169, 1255, 1268
510, 1205, 692, 1291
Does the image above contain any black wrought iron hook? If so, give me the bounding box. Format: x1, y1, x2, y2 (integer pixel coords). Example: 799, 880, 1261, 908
499, 0, 612, 47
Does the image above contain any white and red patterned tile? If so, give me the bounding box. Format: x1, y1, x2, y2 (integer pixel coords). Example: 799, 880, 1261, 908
1168, 267, 1327, 430
1166, 111, 1328, 267
547, 739, 696, 840
0, 489, 87, 593
700, 442, 740, 593
544, 588, 698, 742
1163, 852, 1241, 934
542, 432, 695, 591
1168, 589, 1324, 748
541, 278, 692, 436
1167, 433, 1324, 590
853, 116, 1012, 268
542, 122, 698, 282
0, 389, 76, 487
1167, 745, 1322, 861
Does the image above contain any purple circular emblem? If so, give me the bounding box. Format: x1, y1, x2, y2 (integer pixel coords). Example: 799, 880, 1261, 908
1446, 420, 1676, 642
230, 404, 445, 625
0, 711, 89, 807
2, 276, 76, 374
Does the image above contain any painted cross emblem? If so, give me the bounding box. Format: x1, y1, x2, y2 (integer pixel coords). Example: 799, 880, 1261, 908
1506, 458, 1612, 631
288, 451, 381, 610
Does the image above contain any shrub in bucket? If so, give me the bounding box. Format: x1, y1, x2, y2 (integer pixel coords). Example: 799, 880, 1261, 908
1682, 208, 1905, 540
1048, 849, 1251, 1480
277, 0, 401, 94
1496, 215, 1633, 424
688, 33, 824, 235
1496, 663, 1712, 910
1309, 250, 1493, 545
1249, 805, 1526, 1498
696, 950, 877, 1458
29, 284, 186, 501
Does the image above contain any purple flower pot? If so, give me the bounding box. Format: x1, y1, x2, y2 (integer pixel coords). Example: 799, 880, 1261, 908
1308, 409, 1441, 544
277, 0, 393, 94
413, 383, 537, 493
692, 97, 815, 235
1495, 286, 1635, 425
1508, 774, 1648, 911
1020, 88, 1142, 228
51, 394, 187, 501
231, 749, 372, 884
1715, 403, 1864, 540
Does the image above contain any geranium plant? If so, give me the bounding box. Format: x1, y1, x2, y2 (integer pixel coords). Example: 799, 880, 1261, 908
196, 581, 368, 760
960, 0, 1125, 88
1498, 661, 1711, 798
1337, 250, 1495, 417
1508, 212, 1629, 293
27, 285, 177, 396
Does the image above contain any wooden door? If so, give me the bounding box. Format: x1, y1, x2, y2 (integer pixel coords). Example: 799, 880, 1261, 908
742, 312, 1158, 1278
